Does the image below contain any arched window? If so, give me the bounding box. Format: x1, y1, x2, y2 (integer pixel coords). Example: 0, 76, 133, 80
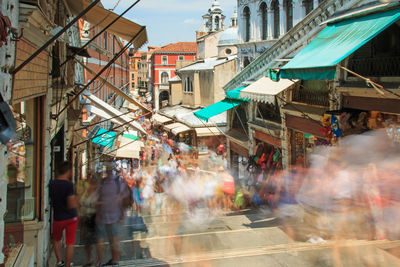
285, 0, 293, 31
260, 2, 268, 40
271, 0, 280, 39
214, 16, 220, 31
161, 72, 169, 84
304, 0, 313, 15
244, 6, 251, 42
243, 57, 250, 68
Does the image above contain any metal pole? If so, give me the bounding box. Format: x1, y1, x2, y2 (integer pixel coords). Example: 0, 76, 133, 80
72, 111, 151, 148
74, 110, 132, 131
54, 26, 146, 119
11, 0, 101, 74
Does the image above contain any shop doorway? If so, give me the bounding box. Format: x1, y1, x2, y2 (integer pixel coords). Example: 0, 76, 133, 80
51, 125, 65, 180
159, 91, 169, 109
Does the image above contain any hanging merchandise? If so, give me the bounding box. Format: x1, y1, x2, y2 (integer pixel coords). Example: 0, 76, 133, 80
273, 149, 280, 162
331, 114, 342, 138
255, 143, 263, 157
266, 150, 274, 168
339, 112, 351, 132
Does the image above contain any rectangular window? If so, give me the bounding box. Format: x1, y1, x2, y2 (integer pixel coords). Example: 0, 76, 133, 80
178, 56, 184, 61
131, 73, 135, 79
104, 32, 107, 50
162, 56, 168, 65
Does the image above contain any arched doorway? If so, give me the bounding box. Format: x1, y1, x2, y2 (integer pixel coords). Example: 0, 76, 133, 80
159, 91, 169, 109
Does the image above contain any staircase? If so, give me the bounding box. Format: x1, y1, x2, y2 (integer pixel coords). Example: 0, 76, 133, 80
224, 0, 365, 91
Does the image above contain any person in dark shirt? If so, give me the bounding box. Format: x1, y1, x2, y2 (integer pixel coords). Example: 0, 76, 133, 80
49, 162, 78, 267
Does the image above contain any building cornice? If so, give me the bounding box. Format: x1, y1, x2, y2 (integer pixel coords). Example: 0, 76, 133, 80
153, 52, 197, 55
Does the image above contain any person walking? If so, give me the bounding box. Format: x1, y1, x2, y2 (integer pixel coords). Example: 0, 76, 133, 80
49, 162, 79, 267
79, 176, 99, 267
96, 163, 130, 267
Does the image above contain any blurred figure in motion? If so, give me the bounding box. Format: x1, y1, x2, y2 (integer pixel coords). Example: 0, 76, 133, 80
130, 173, 151, 259
79, 175, 99, 267
96, 163, 130, 267
49, 162, 78, 267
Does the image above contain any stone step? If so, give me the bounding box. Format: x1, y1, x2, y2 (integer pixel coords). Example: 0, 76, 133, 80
72, 240, 400, 267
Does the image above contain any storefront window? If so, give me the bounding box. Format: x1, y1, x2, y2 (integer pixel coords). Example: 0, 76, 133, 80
256, 102, 281, 123
6, 99, 37, 223
177, 132, 192, 146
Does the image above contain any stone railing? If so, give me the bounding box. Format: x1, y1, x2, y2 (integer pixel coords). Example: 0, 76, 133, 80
224, 0, 361, 91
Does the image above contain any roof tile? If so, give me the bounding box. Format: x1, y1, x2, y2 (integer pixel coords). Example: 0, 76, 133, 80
154, 42, 197, 53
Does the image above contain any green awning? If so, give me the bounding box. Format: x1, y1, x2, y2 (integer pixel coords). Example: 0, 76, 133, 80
194, 98, 243, 122
280, 8, 400, 80
226, 86, 247, 100
122, 133, 139, 141
91, 128, 117, 147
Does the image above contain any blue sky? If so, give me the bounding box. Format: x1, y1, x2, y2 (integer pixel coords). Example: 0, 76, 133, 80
101, 0, 236, 49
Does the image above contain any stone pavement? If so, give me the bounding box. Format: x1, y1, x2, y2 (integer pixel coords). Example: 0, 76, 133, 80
48, 207, 400, 267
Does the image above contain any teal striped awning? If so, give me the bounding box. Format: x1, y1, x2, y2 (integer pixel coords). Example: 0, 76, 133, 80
194, 86, 248, 122
280, 8, 400, 80
91, 128, 117, 147
194, 98, 243, 122
225, 86, 247, 100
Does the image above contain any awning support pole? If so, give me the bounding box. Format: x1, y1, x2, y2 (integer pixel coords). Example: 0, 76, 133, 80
54, 26, 146, 119
72, 111, 151, 148
74, 110, 132, 131
76, 59, 151, 112
60, 0, 142, 67
11, 0, 101, 74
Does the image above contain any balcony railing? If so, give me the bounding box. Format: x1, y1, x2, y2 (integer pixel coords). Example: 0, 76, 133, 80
347, 56, 400, 77
292, 88, 329, 107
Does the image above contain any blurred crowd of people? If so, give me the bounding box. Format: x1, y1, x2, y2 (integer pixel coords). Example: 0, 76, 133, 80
50, 121, 400, 267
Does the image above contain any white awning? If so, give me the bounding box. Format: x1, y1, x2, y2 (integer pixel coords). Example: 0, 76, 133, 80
164, 122, 191, 135
66, 0, 147, 48
239, 77, 297, 103
195, 127, 222, 137
84, 93, 146, 134
89, 106, 123, 126
164, 122, 183, 131
172, 125, 191, 135
152, 113, 172, 124
123, 101, 140, 111
112, 137, 144, 159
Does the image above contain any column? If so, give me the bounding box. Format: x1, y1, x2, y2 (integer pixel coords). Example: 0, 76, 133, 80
314, 0, 319, 10
279, 4, 286, 36
193, 72, 201, 106
267, 10, 274, 40
293, 0, 304, 26
154, 86, 159, 111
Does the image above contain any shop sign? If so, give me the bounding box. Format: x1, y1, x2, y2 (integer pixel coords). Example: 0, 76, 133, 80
230, 141, 249, 157
286, 114, 324, 138
254, 131, 281, 147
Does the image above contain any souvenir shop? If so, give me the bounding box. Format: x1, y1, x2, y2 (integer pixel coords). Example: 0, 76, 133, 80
286, 114, 327, 167
229, 140, 249, 180
250, 131, 283, 184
